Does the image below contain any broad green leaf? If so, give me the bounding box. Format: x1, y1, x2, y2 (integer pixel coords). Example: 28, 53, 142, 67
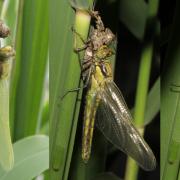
0, 135, 49, 180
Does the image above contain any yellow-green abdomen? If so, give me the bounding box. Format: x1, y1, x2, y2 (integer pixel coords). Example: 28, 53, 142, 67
82, 88, 100, 162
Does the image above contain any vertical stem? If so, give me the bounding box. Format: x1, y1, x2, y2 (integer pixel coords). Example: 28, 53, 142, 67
134, 43, 153, 127
124, 43, 153, 180
124, 0, 159, 179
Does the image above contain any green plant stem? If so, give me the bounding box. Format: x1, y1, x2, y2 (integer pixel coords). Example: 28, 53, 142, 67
124, 0, 159, 179
124, 44, 153, 180
134, 43, 153, 127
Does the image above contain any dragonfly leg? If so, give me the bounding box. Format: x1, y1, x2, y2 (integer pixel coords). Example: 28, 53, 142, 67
60, 87, 81, 100
71, 27, 90, 50
71, 27, 90, 69
59, 83, 89, 101
59, 66, 93, 101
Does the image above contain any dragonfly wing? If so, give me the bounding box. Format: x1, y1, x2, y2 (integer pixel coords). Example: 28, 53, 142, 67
96, 80, 156, 170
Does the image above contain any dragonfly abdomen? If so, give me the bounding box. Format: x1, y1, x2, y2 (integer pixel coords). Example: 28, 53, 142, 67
82, 84, 100, 162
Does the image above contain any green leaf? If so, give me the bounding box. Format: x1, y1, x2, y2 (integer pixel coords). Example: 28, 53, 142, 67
49, 1, 93, 180
119, 0, 148, 40
0, 135, 49, 180
0, 79, 14, 171
39, 101, 49, 135
144, 77, 160, 125
11, 0, 48, 140
161, 1, 180, 179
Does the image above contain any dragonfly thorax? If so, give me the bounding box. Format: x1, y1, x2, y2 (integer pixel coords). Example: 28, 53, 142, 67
92, 62, 112, 87
95, 45, 113, 60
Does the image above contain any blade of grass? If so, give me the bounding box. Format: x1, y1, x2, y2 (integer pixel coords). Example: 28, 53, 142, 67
9, 0, 24, 138
39, 101, 49, 135
124, 0, 159, 179
144, 76, 160, 125
11, 0, 48, 140
49, 0, 93, 179
161, 1, 180, 179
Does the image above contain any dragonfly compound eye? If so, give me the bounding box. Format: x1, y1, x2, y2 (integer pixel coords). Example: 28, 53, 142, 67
101, 64, 107, 75
100, 63, 112, 77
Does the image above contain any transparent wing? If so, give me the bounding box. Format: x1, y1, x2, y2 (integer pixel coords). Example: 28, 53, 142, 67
96, 80, 156, 170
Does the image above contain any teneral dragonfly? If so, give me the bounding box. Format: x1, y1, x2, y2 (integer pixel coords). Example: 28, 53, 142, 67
74, 10, 156, 171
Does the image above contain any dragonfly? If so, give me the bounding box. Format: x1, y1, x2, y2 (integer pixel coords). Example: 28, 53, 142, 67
0, 20, 15, 171
74, 10, 156, 171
